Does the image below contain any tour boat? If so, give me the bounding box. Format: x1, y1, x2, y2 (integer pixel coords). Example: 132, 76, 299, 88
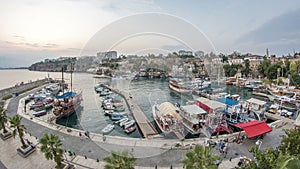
168, 78, 193, 93
152, 102, 183, 133
53, 91, 83, 119
178, 104, 207, 136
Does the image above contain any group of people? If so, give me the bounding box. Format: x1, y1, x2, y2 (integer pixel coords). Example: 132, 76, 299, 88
79, 131, 90, 141
216, 139, 229, 157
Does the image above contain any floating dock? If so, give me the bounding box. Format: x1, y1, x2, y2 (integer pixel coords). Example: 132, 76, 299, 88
102, 84, 158, 138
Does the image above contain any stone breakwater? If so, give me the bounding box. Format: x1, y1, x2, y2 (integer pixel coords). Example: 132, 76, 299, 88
0, 78, 49, 102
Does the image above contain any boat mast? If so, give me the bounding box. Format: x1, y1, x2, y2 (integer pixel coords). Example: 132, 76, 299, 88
70, 62, 73, 92
61, 67, 64, 93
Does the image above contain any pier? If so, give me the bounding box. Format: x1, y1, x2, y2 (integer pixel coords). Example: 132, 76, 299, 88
101, 84, 158, 138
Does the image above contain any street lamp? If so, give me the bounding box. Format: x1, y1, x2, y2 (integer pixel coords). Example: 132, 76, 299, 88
256, 139, 262, 151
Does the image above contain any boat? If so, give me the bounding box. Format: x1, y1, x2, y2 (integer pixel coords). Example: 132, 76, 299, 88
168, 78, 193, 93
152, 102, 183, 133
29, 101, 44, 110
103, 102, 114, 110
33, 109, 47, 117
124, 125, 136, 134
102, 124, 115, 134
242, 98, 267, 121
53, 65, 83, 119
104, 110, 114, 116
122, 119, 136, 129
193, 97, 233, 136
179, 104, 207, 135
53, 91, 83, 119
119, 118, 130, 127
114, 117, 129, 124
110, 112, 128, 121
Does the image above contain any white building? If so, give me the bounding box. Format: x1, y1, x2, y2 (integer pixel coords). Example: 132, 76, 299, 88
228, 58, 244, 65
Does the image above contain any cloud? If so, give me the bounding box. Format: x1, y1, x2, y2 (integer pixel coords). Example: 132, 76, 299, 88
43, 43, 59, 48
238, 8, 300, 44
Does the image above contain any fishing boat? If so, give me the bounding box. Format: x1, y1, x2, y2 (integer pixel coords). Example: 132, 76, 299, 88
124, 125, 136, 134
110, 112, 128, 121
114, 117, 129, 125
152, 102, 183, 133
122, 119, 136, 129
33, 109, 47, 117
179, 104, 207, 136
102, 124, 115, 134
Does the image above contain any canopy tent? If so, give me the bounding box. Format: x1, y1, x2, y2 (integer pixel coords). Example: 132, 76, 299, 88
234, 120, 272, 138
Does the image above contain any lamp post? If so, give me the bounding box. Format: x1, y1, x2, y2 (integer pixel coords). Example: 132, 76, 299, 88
255, 139, 262, 151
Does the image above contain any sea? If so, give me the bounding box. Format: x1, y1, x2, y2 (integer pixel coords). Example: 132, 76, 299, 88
1, 69, 280, 139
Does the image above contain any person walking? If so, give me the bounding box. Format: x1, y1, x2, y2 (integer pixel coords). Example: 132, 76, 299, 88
79, 132, 83, 141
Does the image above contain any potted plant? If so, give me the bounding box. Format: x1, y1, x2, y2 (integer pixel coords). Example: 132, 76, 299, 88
10, 115, 35, 157
0, 105, 12, 140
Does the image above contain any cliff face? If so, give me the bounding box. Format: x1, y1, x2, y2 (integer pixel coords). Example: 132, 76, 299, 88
28, 57, 78, 72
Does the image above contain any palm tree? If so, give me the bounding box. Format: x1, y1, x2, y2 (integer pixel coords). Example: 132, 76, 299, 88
0, 105, 8, 134
10, 115, 27, 148
182, 144, 220, 169
103, 151, 136, 169
39, 134, 64, 168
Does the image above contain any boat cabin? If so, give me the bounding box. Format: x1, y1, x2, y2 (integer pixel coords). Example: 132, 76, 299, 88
180, 105, 207, 133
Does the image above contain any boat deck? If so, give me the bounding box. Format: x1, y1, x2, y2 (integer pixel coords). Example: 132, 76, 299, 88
102, 84, 158, 138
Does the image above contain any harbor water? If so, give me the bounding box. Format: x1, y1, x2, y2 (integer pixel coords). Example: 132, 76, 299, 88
2, 70, 296, 139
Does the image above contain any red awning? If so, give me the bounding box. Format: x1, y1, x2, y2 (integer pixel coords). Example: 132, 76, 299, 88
234, 120, 272, 138
194, 101, 211, 113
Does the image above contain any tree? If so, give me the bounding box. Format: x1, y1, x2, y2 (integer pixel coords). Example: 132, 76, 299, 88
181, 145, 220, 169
223, 64, 231, 77
278, 129, 300, 158
258, 59, 271, 77
103, 151, 136, 169
0, 106, 8, 134
242, 59, 251, 78
289, 61, 297, 75
39, 134, 64, 168
10, 115, 27, 148
241, 128, 300, 169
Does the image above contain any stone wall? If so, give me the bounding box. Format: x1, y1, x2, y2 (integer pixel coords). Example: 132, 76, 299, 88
0, 79, 48, 100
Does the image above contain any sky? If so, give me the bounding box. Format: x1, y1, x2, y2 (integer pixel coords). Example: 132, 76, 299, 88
0, 0, 300, 67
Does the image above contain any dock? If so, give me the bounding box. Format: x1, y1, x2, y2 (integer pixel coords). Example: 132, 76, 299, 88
102, 84, 158, 138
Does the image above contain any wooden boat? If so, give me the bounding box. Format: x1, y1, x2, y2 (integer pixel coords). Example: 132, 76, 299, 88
53, 91, 83, 119
124, 125, 136, 134
168, 78, 193, 94
102, 124, 115, 134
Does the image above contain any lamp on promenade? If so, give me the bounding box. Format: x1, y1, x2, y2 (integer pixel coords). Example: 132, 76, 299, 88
255, 139, 262, 151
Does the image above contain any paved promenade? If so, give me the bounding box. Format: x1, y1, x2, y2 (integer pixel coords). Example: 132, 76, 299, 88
0, 85, 295, 168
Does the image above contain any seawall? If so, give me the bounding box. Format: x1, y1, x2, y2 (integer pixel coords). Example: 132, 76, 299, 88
0, 78, 49, 102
